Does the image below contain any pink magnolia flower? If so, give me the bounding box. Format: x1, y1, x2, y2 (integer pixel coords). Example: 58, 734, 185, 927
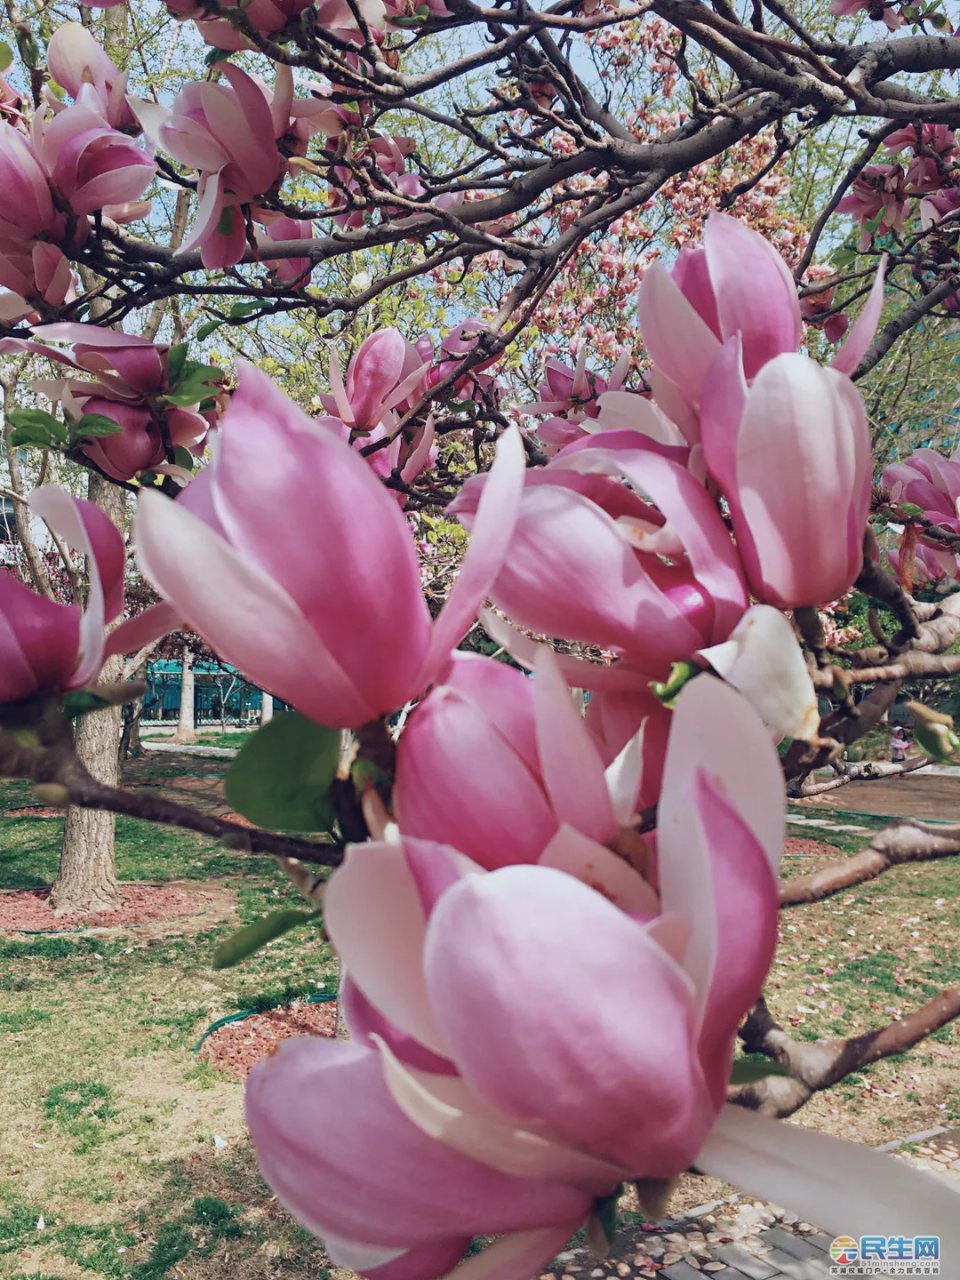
0, 487, 124, 703
134, 65, 283, 269
831, 0, 904, 29
0, 323, 215, 482
394, 648, 670, 867
885, 122, 957, 160
0, 242, 75, 323
165, 0, 386, 50
635, 214, 802, 426
31, 98, 156, 221
319, 328, 428, 433
0, 122, 66, 247
258, 216, 314, 286
888, 542, 958, 590
131, 363, 525, 728
882, 447, 960, 523
46, 23, 139, 132
248, 673, 955, 1273
517, 349, 629, 421
450, 439, 748, 679
700, 341, 872, 609
835, 164, 907, 251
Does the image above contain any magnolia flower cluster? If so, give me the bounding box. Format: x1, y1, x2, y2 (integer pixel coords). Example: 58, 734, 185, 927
883, 446, 960, 589
837, 124, 959, 257
0, 24, 155, 324
0, 323, 219, 483
4, 214, 957, 1280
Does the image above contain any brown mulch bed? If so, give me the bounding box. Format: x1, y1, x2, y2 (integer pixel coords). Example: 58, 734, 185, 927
198, 1002, 337, 1080
3, 807, 62, 819
783, 834, 845, 858
0, 883, 208, 933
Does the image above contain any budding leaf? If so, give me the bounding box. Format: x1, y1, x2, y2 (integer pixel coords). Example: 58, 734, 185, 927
76, 412, 124, 438
649, 660, 698, 708
729, 1059, 792, 1085
229, 300, 265, 320
15, 27, 39, 68
225, 711, 340, 832
166, 342, 190, 387
196, 317, 224, 340
211, 909, 321, 969
7, 408, 68, 448
172, 446, 196, 471
897, 502, 925, 520
0, 40, 13, 71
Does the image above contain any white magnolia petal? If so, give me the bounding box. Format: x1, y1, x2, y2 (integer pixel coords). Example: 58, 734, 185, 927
374, 1035, 627, 1194
537, 824, 660, 917
697, 605, 820, 742
604, 724, 646, 826
699, 1106, 960, 1247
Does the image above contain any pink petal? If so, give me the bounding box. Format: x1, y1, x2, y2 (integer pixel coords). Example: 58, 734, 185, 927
103, 600, 181, 661
28, 486, 124, 687
424, 864, 713, 1176
443, 652, 540, 775
690, 772, 779, 1107
533, 648, 616, 843
444, 1226, 586, 1280
424, 427, 525, 682
324, 839, 452, 1056
342, 976, 457, 1075
211, 363, 431, 717
699, 334, 747, 499
395, 686, 557, 868
537, 824, 659, 918
635, 262, 720, 407
245, 1038, 590, 1249
704, 214, 802, 378
0, 573, 79, 700
135, 489, 376, 728
376, 1035, 626, 1194
830, 255, 887, 377
671, 245, 720, 337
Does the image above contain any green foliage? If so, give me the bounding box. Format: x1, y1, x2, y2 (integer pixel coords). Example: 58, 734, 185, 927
211, 909, 320, 969
729, 1058, 791, 1085
76, 413, 124, 439
7, 408, 67, 448
224, 711, 340, 832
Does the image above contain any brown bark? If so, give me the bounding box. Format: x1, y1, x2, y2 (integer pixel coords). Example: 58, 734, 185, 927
174, 649, 197, 743
50, 479, 126, 915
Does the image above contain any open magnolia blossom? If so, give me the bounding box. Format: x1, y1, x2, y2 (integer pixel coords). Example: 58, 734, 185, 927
0, 487, 124, 703
129, 363, 525, 728
247, 677, 960, 1280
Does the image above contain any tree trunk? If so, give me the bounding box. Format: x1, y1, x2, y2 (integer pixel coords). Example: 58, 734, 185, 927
260, 691, 273, 724
50, 475, 124, 915
174, 650, 196, 743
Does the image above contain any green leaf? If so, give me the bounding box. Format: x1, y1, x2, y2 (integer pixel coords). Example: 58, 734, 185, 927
76, 412, 124, 438
928, 9, 951, 26
390, 11, 429, 24
204, 45, 234, 65
172, 446, 196, 471
229, 300, 265, 319
897, 502, 925, 520
7, 408, 67, 448
61, 689, 113, 719
225, 711, 340, 832
212, 909, 320, 969
167, 343, 190, 387
649, 660, 699, 708
162, 366, 221, 407
0, 40, 13, 71
196, 317, 224, 341
15, 27, 39, 68
216, 205, 237, 237
729, 1060, 791, 1085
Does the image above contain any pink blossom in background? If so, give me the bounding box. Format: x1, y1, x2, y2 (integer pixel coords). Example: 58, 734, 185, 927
319, 328, 428, 433
831, 0, 904, 30
835, 164, 907, 251
46, 23, 140, 132
0, 488, 124, 703
258, 216, 315, 285
0, 323, 215, 482
882, 447, 960, 523
888, 542, 959, 590
130, 363, 525, 728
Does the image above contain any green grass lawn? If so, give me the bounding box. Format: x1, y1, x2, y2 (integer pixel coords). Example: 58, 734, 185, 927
0, 776, 339, 1280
